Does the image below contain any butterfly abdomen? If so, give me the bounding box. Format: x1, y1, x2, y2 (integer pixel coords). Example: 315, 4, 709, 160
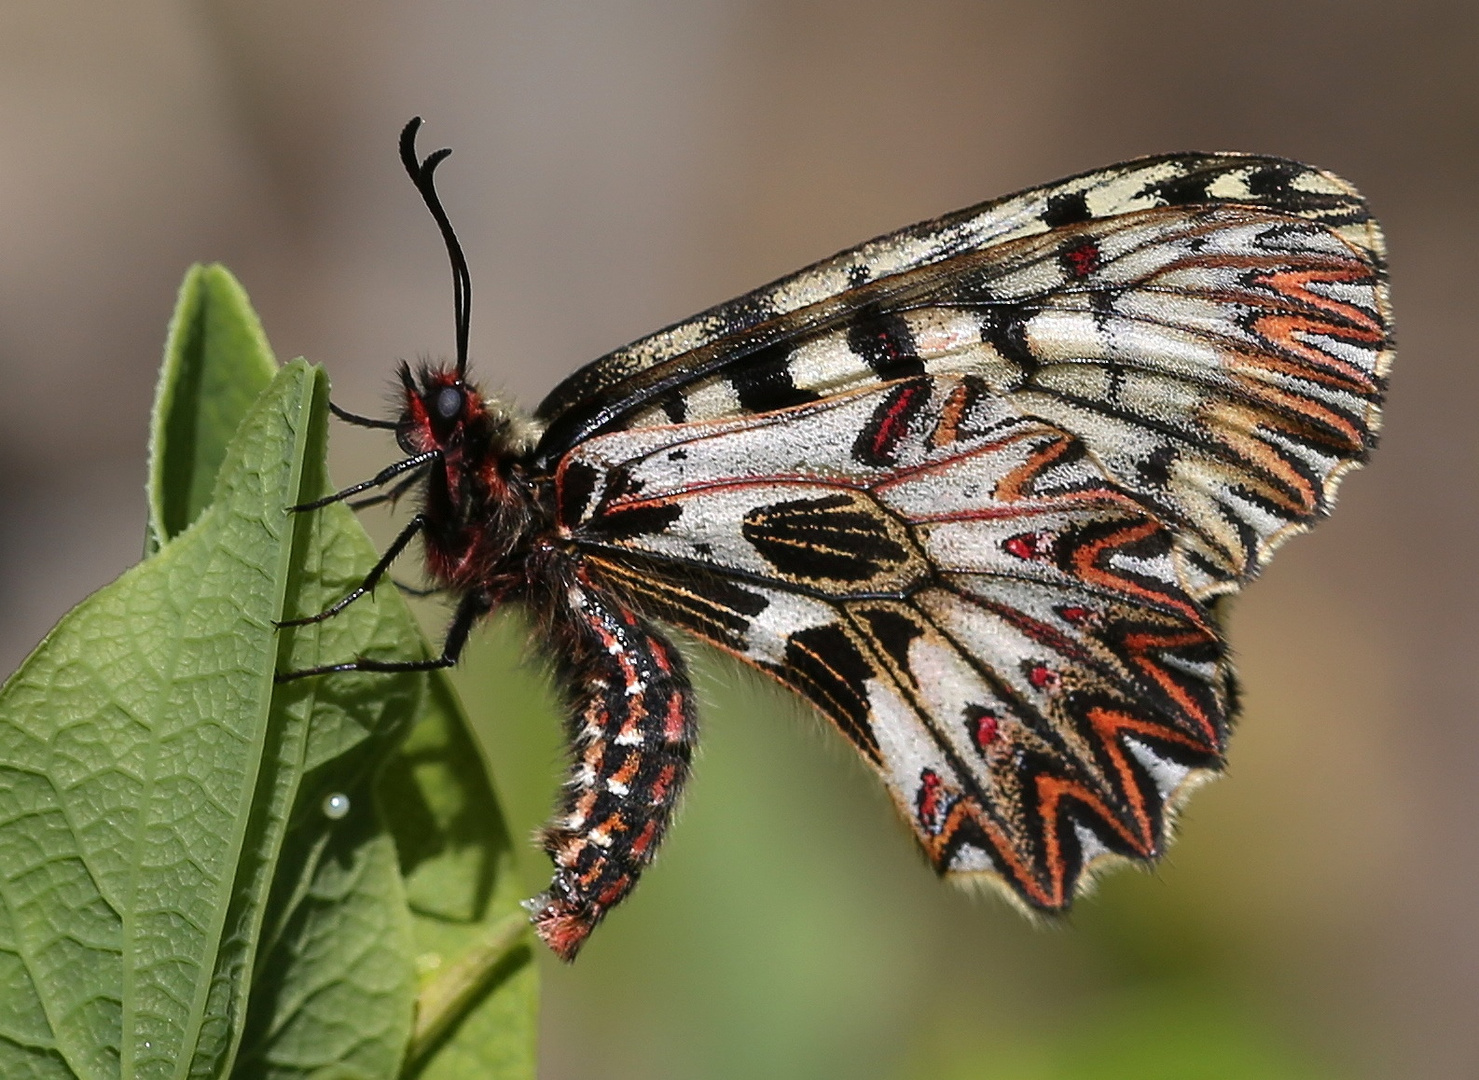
394, 363, 702, 961
527, 569, 698, 960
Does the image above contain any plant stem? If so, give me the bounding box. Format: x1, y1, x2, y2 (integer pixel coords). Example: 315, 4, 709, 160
405, 912, 530, 1069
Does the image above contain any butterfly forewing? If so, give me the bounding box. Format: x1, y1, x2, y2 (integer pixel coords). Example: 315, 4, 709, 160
536, 154, 1388, 601
536, 156, 1383, 419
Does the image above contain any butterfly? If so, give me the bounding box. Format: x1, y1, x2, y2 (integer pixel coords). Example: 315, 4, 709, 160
279, 118, 1392, 961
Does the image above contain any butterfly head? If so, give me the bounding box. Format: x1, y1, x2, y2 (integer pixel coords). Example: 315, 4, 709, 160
395, 362, 538, 464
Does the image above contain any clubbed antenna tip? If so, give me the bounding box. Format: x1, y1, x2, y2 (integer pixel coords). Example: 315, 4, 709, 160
400, 117, 471, 380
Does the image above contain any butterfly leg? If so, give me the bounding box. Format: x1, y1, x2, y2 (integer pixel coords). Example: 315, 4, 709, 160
346, 469, 429, 512
277, 514, 426, 627
392, 579, 444, 598
274, 587, 492, 681
528, 575, 697, 961
289, 450, 439, 512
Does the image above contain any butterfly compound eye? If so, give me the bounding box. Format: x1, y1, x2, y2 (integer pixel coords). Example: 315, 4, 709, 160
434, 385, 465, 422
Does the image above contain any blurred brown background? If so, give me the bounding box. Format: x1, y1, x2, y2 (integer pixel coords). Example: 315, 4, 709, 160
0, 3, 1473, 1078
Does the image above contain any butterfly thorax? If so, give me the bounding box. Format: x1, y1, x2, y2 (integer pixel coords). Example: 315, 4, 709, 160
395, 362, 549, 594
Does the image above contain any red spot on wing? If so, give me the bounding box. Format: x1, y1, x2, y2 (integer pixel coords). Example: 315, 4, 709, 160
871, 327, 904, 365
1063, 239, 1101, 278
1004, 535, 1036, 560
873, 385, 922, 453
1055, 605, 1107, 633
856, 380, 931, 467
1028, 664, 1058, 691
916, 769, 956, 836
965, 705, 1000, 752
1004, 531, 1056, 561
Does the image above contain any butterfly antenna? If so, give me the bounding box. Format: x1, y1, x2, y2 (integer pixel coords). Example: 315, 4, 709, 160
400, 116, 471, 380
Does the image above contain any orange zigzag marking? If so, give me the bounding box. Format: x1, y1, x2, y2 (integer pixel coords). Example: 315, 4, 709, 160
1247, 265, 1384, 390
1119, 627, 1224, 748
1083, 703, 1217, 843
1070, 519, 1205, 628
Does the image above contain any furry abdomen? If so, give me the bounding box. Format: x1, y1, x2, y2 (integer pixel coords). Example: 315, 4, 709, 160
525, 566, 697, 960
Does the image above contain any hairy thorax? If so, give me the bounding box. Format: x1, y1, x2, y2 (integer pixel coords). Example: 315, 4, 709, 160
395, 363, 551, 596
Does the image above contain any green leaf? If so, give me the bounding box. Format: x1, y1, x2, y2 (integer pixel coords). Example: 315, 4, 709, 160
228, 807, 414, 1080
384, 674, 539, 1080
194, 335, 536, 1073
0, 263, 539, 1080
0, 361, 321, 1080
224, 447, 431, 1079
147, 263, 277, 553
190, 372, 425, 1080
233, 483, 538, 1079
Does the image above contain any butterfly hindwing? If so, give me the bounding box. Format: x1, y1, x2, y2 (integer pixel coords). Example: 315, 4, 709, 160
557, 376, 1231, 909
